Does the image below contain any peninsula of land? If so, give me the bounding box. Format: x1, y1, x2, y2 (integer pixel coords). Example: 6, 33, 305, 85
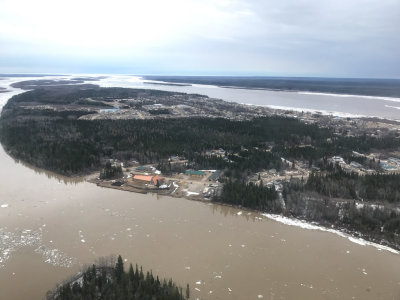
1, 79, 399, 250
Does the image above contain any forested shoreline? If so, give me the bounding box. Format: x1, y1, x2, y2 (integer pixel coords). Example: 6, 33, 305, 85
212, 170, 400, 250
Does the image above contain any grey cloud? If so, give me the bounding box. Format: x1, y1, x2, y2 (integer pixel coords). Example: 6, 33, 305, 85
1, 0, 399, 77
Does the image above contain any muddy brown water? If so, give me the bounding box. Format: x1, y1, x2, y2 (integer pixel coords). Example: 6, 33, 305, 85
0, 79, 400, 300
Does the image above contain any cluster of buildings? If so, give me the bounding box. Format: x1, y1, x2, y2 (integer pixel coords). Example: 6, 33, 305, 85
380, 157, 400, 172
204, 149, 226, 157
329, 155, 400, 174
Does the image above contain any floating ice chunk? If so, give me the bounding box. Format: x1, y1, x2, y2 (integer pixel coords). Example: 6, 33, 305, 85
80, 239, 85, 243
208, 291, 213, 294
228, 288, 232, 292
362, 268, 367, 275
35, 245, 76, 267
346, 250, 350, 254
194, 288, 200, 292
241, 244, 246, 248
258, 295, 263, 298
185, 266, 191, 270
195, 281, 202, 285
1, 204, 9, 208
214, 275, 222, 279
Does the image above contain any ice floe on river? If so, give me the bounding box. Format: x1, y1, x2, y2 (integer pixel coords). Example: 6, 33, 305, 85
0, 227, 76, 268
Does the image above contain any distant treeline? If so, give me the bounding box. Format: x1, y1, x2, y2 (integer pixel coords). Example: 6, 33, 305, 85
47, 255, 188, 300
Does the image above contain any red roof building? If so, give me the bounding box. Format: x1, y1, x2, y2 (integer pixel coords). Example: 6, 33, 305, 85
133, 175, 164, 185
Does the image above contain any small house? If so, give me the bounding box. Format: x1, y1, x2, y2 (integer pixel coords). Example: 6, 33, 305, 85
185, 170, 205, 177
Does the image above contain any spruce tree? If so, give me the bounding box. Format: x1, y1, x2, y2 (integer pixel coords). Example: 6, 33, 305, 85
115, 255, 124, 283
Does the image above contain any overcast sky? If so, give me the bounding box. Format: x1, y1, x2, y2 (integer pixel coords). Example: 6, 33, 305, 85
0, 0, 399, 78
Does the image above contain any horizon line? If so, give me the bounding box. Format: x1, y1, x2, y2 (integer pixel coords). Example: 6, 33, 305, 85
1, 73, 400, 81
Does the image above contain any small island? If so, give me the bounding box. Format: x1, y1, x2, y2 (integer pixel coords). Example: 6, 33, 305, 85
1, 79, 399, 250
46, 255, 189, 300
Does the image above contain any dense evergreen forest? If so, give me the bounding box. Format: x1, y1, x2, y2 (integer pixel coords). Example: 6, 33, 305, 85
282, 184, 400, 248
0, 87, 330, 175
276, 163, 400, 248
47, 255, 188, 300
305, 165, 400, 202
213, 180, 280, 212
1, 87, 399, 176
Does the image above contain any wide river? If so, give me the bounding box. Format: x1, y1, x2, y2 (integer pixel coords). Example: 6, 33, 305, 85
0, 76, 399, 299
93, 75, 400, 121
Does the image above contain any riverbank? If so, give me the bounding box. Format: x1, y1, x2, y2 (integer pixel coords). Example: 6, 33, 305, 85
85, 171, 400, 254
5, 143, 399, 254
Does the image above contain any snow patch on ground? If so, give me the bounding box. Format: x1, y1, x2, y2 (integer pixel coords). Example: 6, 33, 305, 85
186, 191, 200, 196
